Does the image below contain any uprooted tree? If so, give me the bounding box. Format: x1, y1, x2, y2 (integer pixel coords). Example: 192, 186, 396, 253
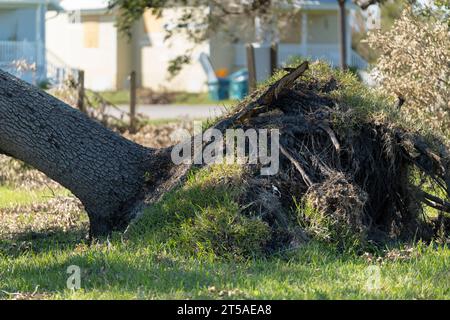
0, 71, 181, 236
1, 62, 449, 244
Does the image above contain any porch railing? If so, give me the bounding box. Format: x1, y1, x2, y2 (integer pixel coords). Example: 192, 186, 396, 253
234, 43, 368, 69
350, 51, 369, 70
0, 40, 45, 83
46, 50, 79, 87
0, 41, 77, 86
0, 40, 37, 63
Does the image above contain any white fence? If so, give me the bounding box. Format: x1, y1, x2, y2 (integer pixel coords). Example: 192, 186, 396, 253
0, 41, 77, 86
46, 50, 79, 87
0, 40, 44, 84
235, 43, 368, 69
0, 40, 37, 63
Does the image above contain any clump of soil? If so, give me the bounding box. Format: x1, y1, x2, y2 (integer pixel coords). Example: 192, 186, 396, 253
210, 61, 450, 250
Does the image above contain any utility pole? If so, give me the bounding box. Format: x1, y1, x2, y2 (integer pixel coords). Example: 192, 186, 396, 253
246, 44, 257, 93
77, 70, 86, 113
338, 0, 348, 70
129, 71, 137, 134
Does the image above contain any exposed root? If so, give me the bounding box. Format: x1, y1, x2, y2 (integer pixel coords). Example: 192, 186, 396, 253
211, 62, 450, 249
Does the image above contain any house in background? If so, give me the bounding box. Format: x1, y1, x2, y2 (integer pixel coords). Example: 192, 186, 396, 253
227, 0, 368, 73
46, 0, 209, 92
0, 0, 62, 83
46, 0, 368, 93
46, 0, 132, 91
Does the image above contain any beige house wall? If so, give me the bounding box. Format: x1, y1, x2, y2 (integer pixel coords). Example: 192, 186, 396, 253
211, 9, 342, 71
46, 12, 119, 91
258, 10, 340, 44
278, 11, 303, 44
116, 31, 133, 89
307, 11, 339, 43
46, 7, 347, 93
133, 8, 209, 93
208, 15, 257, 74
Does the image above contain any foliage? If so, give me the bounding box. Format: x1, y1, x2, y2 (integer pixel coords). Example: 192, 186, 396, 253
111, 0, 286, 40
367, 8, 450, 132
109, 0, 297, 75
109, 0, 384, 75
352, 0, 406, 63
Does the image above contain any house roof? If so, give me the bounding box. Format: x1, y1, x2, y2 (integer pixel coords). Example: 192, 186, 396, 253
0, 0, 63, 11
59, 0, 110, 12
57, 0, 358, 12
54, 0, 357, 14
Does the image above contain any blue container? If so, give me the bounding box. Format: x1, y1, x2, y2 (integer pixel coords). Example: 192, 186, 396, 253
229, 69, 248, 100
208, 77, 230, 101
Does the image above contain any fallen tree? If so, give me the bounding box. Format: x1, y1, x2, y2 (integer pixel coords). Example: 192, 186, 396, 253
0, 70, 182, 237
0, 63, 448, 244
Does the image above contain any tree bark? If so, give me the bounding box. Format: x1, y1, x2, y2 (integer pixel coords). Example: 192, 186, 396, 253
0, 70, 157, 237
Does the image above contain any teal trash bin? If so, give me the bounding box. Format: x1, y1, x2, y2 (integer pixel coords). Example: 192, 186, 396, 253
229, 69, 248, 100
208, 77, 230, 101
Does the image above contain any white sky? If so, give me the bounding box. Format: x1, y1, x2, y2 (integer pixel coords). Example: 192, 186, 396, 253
59, 0, 110, 11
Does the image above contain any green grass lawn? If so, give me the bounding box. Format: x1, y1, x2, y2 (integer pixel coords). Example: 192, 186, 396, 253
0, 231, 448, 299
1, 64, 449, 300
0, 186, 69, 208
0, 169, 449, 300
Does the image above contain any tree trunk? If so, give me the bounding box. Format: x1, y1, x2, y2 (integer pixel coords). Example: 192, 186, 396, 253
0, 70, 160, 237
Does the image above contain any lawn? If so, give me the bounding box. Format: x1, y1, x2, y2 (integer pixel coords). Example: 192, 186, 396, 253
0, 214, 448, 299
0, 168, 448, 300
1, 64, 448, 300
0, 186, 69, 208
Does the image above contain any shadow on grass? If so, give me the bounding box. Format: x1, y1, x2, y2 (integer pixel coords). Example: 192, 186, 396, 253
1, 227, 449, 299
0, 225, 88, 258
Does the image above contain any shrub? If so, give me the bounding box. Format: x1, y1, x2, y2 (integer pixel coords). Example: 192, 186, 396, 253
367, 8, 450, 132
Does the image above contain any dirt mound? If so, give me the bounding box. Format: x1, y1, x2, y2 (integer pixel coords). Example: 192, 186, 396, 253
211, 61, 450, 249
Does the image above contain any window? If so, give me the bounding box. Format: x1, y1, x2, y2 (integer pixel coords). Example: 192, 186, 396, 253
83, 16, 100, 48
68, 10, 81, 24
278, 12, 302, 44
143, 11, 163, 33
